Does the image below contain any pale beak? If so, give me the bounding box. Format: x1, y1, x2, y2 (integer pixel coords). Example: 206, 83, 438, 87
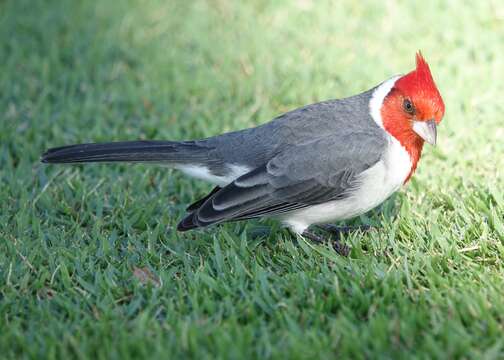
412, 119, 437, 145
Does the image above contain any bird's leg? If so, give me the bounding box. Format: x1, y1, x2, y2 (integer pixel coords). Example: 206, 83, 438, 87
301, 230, 324, 244
301, 230, 350, 257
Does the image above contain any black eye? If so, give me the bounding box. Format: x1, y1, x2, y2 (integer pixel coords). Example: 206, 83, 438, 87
403, 99, 415, 114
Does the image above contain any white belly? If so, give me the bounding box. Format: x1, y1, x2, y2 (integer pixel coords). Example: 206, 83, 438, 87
282, 137, 412, 234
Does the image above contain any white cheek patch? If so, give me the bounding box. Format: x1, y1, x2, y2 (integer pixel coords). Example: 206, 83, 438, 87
369, 75, 401, 129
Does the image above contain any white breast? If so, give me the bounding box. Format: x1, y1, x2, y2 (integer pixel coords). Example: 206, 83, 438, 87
282, 137, 412, 234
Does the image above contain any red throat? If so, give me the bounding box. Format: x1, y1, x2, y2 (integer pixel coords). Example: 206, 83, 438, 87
380, 95, 424, 183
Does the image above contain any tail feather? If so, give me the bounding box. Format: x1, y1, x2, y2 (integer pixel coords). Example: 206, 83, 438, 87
41, 140, 207, 164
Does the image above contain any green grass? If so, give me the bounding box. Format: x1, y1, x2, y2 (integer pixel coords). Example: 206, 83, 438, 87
1, 0, 503, 358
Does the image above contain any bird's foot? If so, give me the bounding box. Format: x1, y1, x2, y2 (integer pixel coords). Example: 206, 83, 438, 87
301, 230, 350, 257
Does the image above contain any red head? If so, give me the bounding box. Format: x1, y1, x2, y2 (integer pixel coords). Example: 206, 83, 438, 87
381, 52, 445, 180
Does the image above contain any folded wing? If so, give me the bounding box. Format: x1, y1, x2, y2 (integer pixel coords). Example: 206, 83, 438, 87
177, 133, 386, 231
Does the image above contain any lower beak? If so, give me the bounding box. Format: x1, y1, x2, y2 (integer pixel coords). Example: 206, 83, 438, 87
412, 119, 437, 145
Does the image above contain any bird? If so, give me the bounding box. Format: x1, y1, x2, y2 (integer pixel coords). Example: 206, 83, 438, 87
41, 52, 445, 254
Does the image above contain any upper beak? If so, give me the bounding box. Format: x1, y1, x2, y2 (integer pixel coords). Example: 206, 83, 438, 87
412, 119, 437, 146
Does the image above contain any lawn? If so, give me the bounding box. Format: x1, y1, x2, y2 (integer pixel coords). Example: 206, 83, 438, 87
1, 0, 503, 358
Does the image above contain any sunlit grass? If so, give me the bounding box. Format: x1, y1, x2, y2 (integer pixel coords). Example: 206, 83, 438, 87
1, 0, 503, 358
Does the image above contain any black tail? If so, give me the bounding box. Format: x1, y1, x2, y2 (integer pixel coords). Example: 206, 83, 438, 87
41, 140, 207, 164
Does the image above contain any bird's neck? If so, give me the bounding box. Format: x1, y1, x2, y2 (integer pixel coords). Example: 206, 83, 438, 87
380, 107, 424, 183
397, 134, 424, 183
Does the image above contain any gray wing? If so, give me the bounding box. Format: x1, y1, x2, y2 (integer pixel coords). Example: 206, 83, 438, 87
178, 132, 386, 230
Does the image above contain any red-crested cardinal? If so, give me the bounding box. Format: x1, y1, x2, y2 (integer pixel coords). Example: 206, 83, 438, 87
42, 52, 445, 252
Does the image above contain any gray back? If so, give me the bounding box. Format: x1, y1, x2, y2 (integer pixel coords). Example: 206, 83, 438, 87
199, 87, 384, 172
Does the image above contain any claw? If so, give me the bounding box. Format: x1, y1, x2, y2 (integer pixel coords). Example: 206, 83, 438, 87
332, 241, 350, 257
